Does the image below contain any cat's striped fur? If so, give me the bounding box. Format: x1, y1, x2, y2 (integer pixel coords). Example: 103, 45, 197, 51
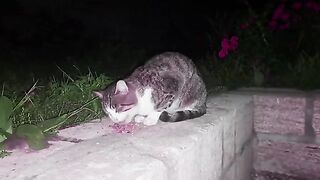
94, 52, 207, 125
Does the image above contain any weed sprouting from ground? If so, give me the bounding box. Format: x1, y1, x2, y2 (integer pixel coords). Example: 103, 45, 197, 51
10, 71, 112, 129
0, 71, 112, 155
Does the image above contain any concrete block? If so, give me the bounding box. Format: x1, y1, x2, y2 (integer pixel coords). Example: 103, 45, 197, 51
209, 93, 253, 155
222, 112, 235, 170
221, 161, 236, 180
221, 139, 253, 180
235, 141, 253, 180
254, 95, 305, 135
1, 134, 169, 180
313, 96, 320, 137
254, 139, 320, 179
0, 93, 254, 180
235, 99, 253, 154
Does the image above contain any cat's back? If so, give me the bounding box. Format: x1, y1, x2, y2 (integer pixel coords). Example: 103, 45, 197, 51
143, 52, 198, 75
127, 52, 203, 86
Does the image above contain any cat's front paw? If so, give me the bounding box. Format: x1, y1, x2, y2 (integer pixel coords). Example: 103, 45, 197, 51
143, 111, 162, 126
134, 115, 146, 123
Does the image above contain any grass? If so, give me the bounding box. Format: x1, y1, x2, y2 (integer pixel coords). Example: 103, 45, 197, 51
0, 40, 148, 157
0, 69, 112, 157
10, 71, 112, 128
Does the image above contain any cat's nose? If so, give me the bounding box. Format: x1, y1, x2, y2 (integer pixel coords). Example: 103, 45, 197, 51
108, 114, 120, 123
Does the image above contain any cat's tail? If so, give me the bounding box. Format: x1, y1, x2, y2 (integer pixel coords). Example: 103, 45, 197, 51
159, 105, 206, 122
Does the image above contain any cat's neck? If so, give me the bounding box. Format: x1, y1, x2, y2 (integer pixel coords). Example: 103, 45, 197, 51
124, 79, 145, 94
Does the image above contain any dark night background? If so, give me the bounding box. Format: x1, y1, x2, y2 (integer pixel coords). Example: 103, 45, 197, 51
0, 0, 263, 74
0, 0, 259, 57
2, 0, 319, 90
0, 0, 252, 56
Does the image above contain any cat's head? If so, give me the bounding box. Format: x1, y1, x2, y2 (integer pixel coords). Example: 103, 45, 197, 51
94, 80, 138, 123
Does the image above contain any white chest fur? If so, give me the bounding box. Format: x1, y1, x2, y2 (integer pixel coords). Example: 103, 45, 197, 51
106, 87, 162, 125
136, 88, 155, 115
134, 88, 162, 125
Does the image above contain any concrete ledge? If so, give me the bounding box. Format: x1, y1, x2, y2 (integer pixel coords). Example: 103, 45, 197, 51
0, 92, 253, 180
254, 139, 320, 179
247, 88, 320, 179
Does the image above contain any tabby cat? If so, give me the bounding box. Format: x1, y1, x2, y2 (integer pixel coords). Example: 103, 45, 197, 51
94, 52, 207, 125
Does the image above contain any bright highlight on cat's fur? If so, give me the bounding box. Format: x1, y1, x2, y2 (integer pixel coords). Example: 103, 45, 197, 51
94, 52, 207, 125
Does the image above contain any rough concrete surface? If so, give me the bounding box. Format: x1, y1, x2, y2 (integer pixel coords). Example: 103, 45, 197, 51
0, 93, 253, 180
254, 95, 306, 135
254, 139, 320, 179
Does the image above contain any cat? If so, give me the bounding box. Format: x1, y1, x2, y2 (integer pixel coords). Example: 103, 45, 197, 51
94, 52, 207, 126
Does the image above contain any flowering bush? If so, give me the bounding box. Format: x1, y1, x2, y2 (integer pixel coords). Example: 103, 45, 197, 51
202, 0, 320, 89
218, 36, 239, 59
269, 0, 320, 30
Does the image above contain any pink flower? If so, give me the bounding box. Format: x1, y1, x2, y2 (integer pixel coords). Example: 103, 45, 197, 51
230, 36, 238, 42
281, 12, 290, 21
268, 0, 320, 31
230, 36, 239, 48
218, 49, 228, 59
217, 35, 239, 59
240, 23, 249, 29
268, 20, 278, 29
292, 2, 302, 10
279, 22, 290, 30
306, 2, 314, 9
221, 38, 230, 49
306, 1, 320, 12
273, 3, 285, 20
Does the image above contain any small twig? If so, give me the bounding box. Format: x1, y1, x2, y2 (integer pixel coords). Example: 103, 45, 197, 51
1, 83, 4, 96
72, 64, 80, 73
56, 65, 74, 82
58, 103, 66, 117
41, 97, 99, 133
12, 80, 38, 112
66, 97, 98, 119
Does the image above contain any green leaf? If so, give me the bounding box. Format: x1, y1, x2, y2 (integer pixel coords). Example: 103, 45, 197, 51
0, 96, 14, 135
15, 124, 47, 150
0, 149, 11, 158
37, 114, 68, 133
92, 99, 100, 113
0, 143, 5, 151
0, 135, 6, 143
0, 128, 12, 143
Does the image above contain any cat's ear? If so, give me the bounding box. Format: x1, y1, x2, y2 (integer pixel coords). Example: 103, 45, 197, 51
115, 80, 128, 94
93, 91, 104, 99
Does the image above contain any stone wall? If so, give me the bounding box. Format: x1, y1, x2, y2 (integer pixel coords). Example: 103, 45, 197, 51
0, 92, 254, 180
239, 88, 320, 180
2, 88, 318, 180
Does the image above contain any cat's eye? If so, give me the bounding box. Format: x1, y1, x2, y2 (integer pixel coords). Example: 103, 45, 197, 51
120, 103, 132, 107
